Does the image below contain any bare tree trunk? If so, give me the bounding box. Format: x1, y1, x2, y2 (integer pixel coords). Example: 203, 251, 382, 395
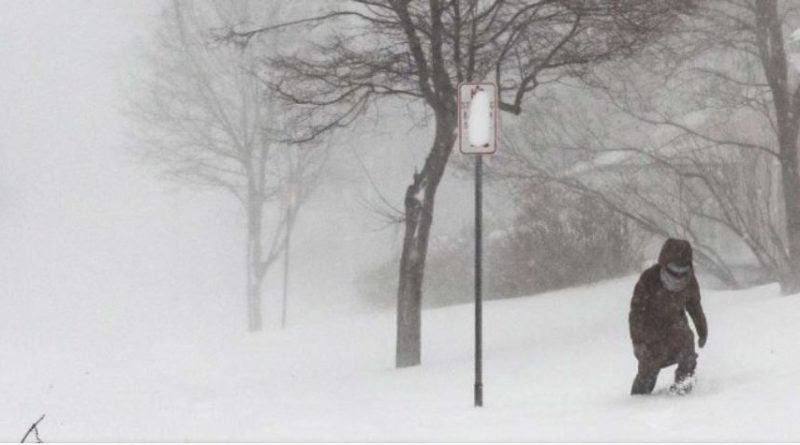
246, 193, 264, 332
779, 150, 800, 294
396, 110, 456, 368
755, 0, 800, 294
281, 207, 296, 329
246, 267, 263, 331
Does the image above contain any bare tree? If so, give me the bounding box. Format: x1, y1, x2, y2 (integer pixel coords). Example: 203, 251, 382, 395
127, 0, 326, 331
495, 113, 748, 288
590, 0, 800, 293
493, 0, 800, 294
747, 0, 800, 293
225, 0, 688, 366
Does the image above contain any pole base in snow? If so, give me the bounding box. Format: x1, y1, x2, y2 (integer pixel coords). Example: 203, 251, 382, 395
474, 382, 483, 407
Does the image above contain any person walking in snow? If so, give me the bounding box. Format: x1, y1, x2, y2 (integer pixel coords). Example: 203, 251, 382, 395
629, 238, 708, 395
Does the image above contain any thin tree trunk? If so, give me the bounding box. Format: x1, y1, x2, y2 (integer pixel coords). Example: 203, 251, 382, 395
754, 0, 800, 295
281, 208, 294, 329
778, 152, 800, 294
396, 110, 457, 368
246, 266, 263, 331
246, 195, 264, 332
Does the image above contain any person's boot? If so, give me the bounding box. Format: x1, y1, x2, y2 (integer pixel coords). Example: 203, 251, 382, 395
669, 375, 695, 395
670, 351, 698, 395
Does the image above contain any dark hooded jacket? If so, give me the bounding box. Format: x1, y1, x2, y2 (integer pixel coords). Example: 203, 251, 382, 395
629, 239, 708, 366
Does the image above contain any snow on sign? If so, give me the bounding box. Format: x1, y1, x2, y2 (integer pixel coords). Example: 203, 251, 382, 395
458, 82, 498, 155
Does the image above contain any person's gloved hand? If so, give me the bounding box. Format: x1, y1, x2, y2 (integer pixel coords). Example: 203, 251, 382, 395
698, 333, 707, 348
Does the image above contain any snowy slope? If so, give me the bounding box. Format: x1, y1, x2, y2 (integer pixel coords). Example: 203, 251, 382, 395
1, 276, 799, 441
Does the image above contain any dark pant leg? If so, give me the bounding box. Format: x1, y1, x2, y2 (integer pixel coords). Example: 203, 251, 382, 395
670, 328, 698, 384
631, 360, 660, 395
674, 349, 698, 384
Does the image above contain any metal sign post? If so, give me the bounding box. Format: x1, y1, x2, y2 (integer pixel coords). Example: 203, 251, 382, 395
474, 154, 484, 407
458, 82, 498, 408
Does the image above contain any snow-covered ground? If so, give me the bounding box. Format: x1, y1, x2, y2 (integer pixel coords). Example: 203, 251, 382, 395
1, 275, 798, 441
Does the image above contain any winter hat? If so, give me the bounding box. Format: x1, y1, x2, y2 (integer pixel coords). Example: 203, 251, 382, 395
658, 238, 693, 269
658, 238, 693, 292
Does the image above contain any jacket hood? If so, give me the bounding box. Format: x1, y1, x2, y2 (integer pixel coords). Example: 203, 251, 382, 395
658, 238, 693, 268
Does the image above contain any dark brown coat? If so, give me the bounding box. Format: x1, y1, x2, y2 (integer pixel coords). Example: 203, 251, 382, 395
629, 239, 708, 368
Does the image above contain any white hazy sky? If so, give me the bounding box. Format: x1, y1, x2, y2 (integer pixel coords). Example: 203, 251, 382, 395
0, 1, 259, 332
0, 0, 485, 334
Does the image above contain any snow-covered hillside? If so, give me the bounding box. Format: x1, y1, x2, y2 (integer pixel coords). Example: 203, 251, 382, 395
1, 276, 798, 441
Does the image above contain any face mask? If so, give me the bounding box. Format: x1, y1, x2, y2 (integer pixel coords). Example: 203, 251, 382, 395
666, 262, 691, 276
660, 262, 691, 293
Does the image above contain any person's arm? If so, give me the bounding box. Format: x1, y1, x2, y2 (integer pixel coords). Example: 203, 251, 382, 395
629, 279, 651, 356
686, 277, 708, 348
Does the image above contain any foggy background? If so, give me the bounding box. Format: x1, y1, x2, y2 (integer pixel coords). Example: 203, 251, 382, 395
3, 0, 794, 364
2, 0, 786, 355
0, 0, 480, 333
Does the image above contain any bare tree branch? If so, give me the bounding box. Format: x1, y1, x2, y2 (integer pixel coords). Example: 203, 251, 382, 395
20, 415, 45, 444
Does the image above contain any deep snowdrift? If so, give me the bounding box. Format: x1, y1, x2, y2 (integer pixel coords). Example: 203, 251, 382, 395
2, 276, 798, 441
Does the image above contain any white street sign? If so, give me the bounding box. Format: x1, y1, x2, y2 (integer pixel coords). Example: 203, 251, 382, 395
458, 82, 498, 155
